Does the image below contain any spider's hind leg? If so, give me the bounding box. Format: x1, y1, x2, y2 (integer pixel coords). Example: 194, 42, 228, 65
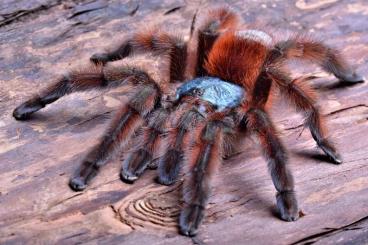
270, 37, 364, 83
246, 108, 299, 221
269, 70, 342, 164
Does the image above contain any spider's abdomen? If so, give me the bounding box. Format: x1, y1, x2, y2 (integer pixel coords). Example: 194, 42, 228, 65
176, 77, 245, 111
205, 30, 270, 91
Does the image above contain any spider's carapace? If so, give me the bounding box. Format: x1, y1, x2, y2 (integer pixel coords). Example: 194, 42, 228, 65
176, 77, 245, 111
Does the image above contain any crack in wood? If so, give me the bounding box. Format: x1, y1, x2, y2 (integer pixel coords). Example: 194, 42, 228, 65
164, 6, 183, 15
47, 192, 84, 210
306, 164, 367, 183
285, 124, 304, 131
43, 21, 86, 46
284, 103, 368, 131
75, 110, 112, 126
60, 231, 88, 241
206, 198, 254, 221
67, 0, 108, 19
326, 104, 368, 116
0, 0, 62, 28
290, 215, 368, 244
345, 157, 368, 163
88, 178, 120, 191
129, 3, 139, 16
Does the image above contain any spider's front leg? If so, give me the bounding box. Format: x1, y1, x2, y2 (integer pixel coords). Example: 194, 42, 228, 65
157, 103, 204, 185
121, 99, 205, 185
12, 71, 99, 121
246, 108, 299, 221
90, 29, 188, 83
270, 38, 364, 83
12, 66, 147, 120
69, 70, 161, 191
190, 7, 240, 77
180, 117, 225, 236
120, 108, 169, 183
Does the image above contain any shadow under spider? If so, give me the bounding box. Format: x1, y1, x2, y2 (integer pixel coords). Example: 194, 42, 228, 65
313, 79, 364, 91
216, 157, 275, 218
293, 150, 339, 165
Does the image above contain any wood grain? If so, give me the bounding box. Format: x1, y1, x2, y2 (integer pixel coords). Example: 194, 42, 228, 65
0, 0, 367, 244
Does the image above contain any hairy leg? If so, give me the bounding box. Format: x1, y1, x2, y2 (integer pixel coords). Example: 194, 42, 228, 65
90, 29, 187, 83
180, 118, 224, 236
13, 66, 154, 120
64, 70, 161, 191
70, 105, 143, 191
120, 108, 169, 183
269, 37, 364, 83
269, 70, 342, 164
246, 108, 299, 221
157, 102, 204, 185
188, 7, 240, 77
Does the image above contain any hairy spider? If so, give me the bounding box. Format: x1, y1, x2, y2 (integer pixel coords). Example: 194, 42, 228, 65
13, 7, 364, 236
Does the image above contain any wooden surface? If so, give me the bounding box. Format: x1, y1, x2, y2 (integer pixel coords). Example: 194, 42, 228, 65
1, 0, 367, 244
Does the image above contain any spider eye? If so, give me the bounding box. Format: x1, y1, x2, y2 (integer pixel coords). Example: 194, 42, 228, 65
192, 88, 203, 96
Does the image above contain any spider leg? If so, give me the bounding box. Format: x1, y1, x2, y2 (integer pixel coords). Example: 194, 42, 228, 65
13, 66, 153, 120
180, 115, 225, 236
90, 29, 187, 83
269, 37, 364, 83
269, 70, 342, 164
189, 7, 240, 77
120, 108, 169, 183
65, 70, 161, 191
70, 105, 144, 191
246, 108, 299, 222
157, 102, 204, 185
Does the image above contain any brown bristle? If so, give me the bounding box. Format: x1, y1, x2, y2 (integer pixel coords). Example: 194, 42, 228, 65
186, 7, 240, 78
205, 31, 268, 91
198, 7, 240, 32
270, 35, 360, 82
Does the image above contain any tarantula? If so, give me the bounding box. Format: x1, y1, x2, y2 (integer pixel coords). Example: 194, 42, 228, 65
13, 7, 364, 236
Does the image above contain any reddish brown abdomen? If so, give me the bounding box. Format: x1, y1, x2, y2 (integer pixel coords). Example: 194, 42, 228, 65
205, 31, 269, 91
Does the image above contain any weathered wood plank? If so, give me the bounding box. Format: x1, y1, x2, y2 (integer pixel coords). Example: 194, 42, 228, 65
0, 0, 367, 244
